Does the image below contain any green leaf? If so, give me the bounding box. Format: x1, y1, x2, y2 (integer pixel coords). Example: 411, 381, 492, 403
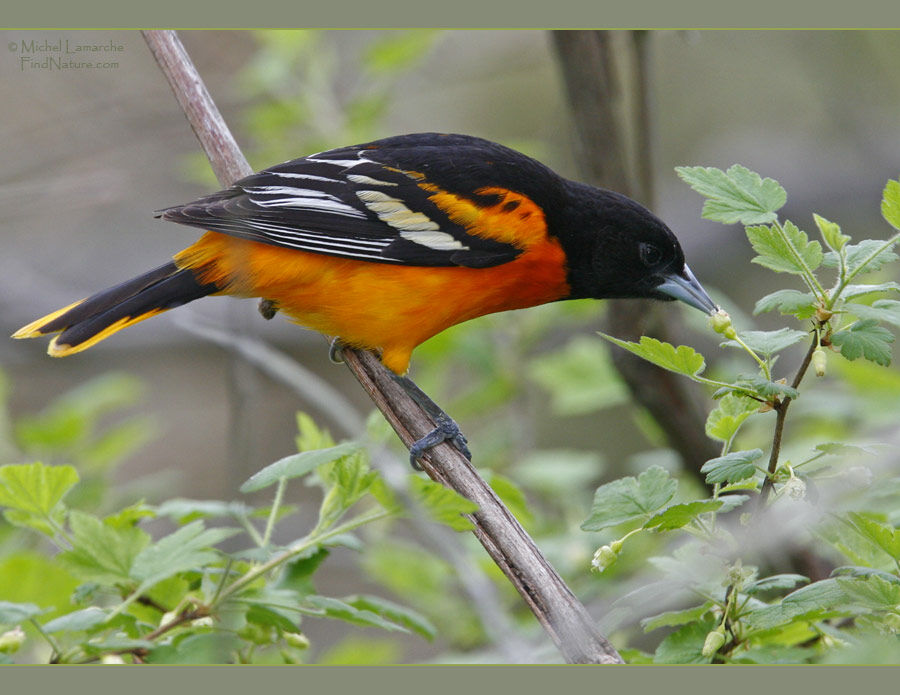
60, 510, 151, 585
883, 178, 900, 230
847, 299, 900, 328
653, 619, 716, 664
754, 289, 818, 318
831, 320, 894, 366
746, 220, 823, 276
675, 165, 786, 225
483, 471, 532, 527
700, 449, 764, 485
705, 393, 759, 443
598, 335, 706, 377
825, 239, 899, 275
823, 239, 897, 274
728, 376, 799, 401
303, 595, 410, 633
409, 476, 478, 531
744, 574, 810, 595
641, 602, 714, 632
0, 600, 44, 624
528, 336, 628, 415
836, 575, 900, 610
846, 512, 900, 561
841, 281, 900, 300
721, 328, 808, 357
644, 500, 723, 531
344, 594, 437, 641
581, 466, 678, 531
41, 607, 108, 634
744, 578, 848, 631
814, 213, 850, 252
316, 451, 377, 527
240, 443, 361, 493
155, 499, 254, 524
144, 633, 240, 664
0, 462, 78, 516
130, 521, 239, 589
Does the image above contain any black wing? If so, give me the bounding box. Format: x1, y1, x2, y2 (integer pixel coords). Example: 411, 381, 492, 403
157, 134, 540, 269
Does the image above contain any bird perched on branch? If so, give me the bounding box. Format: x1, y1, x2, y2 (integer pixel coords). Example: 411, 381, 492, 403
13, 132, 717, 464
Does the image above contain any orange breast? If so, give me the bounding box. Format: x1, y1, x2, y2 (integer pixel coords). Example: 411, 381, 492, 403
175, 228, 569, 374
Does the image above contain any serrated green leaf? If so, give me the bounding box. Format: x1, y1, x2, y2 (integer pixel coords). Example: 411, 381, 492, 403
836, 575, 900, 610
144, 633, 239, 664
754, 289, 818, 318
0, 462, 79, 516
731, 645, 814, 664
60, 510, 150, 585
716, 494, 751, 512
743, 578, 848, 631
831, 320, 894, 366
730, 376, 799, 401
847, 299, 900, 328
825, 239, 899, 275
881, 178, 900, 231
705, 393, 759, 442
721, 328, 808, 357
598, 334, 706, 377
814, 213, 850, 252
700, 449, 764, 485
345, 594, 437, 641
641, 602, 714, 632
409, 476, 478, 531
41, 607, 108, 634
130, 521, 238, 588
846, 512, 900, 561
241, 443, 361, 493
0, 600, 44, 624
675, 165, 786, 225
653, 619, 716, 664
746, 221, 823, 276
581, 466, 678, 531
644, 500, 723, 531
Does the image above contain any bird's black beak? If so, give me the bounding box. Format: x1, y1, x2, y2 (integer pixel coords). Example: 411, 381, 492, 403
656, 265, 718, 314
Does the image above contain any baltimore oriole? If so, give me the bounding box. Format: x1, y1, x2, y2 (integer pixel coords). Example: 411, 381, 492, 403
13, 132, 717, 462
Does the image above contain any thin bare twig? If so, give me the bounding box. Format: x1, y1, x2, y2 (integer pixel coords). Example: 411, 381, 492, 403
141, 29, 621, 664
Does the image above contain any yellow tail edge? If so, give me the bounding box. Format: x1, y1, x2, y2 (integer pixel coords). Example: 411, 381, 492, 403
11, 299, 86, 340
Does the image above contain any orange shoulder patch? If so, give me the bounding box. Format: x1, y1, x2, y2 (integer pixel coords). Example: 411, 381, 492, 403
420, 184, 549, 249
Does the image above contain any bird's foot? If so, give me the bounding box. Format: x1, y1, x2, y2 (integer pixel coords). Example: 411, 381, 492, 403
258, 299, 279, 320
328, 337, 346, 364
408, 413, 471, 470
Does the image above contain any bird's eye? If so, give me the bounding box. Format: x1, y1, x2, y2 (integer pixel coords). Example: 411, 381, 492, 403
639, 242, 663, 267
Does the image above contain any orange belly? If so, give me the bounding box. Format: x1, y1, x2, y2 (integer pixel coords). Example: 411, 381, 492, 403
175, 232, 571, 373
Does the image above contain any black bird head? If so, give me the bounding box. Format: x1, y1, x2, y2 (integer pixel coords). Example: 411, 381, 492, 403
556, 181, 718, 314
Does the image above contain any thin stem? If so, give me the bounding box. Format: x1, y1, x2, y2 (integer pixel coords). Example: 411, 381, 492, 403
757, 335, 820, 506
261, 477, 287, 548
730, 334, 771, 381
30, 618, 62, 661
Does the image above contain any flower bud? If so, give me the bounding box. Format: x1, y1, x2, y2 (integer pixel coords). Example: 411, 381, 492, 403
812, 347, 827, 377
701, 627, 727, 657
284, 632, 310, 650
784, 475, 806, 501
101, 654, 126, 665
591, 542, 621, 573
0, 626, 25, 654
710, 309, 737, 340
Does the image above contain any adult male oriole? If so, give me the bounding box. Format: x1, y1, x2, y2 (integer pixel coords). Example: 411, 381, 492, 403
13, 133, 717, 462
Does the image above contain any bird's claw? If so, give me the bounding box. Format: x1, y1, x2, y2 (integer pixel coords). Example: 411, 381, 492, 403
328, 337, 346, 364
408, 414, 471, 470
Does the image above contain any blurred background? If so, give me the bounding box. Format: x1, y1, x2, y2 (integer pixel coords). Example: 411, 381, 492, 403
1, 30, 899, 662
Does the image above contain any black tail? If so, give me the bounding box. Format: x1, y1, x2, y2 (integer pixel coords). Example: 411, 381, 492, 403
12, 262, 217, 356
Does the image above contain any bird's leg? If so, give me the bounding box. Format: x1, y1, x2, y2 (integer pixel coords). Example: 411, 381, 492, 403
391, 374, 472, 470
258, 299, 279, 320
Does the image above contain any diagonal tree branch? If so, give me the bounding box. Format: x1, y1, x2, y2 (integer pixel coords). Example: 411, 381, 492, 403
142, 29, 622, 664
